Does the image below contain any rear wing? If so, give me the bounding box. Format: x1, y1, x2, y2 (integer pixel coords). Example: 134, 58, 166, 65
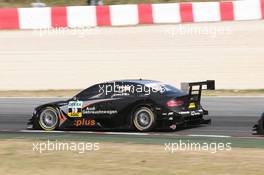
181, 80, 215, 102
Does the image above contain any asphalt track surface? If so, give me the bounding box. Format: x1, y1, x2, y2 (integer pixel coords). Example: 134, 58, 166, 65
0, 97, 263, 137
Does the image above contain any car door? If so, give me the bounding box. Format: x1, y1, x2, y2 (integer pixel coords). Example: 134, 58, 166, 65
66, 84, 113, 128
68, 84, 115, 126
107, 82, 143, 125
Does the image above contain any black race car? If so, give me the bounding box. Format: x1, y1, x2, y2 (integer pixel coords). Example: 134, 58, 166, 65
27, 79, 215, 132
253, 112, 264, 135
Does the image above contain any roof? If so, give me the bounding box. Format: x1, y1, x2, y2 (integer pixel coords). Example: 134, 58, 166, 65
106, 79, 161, 85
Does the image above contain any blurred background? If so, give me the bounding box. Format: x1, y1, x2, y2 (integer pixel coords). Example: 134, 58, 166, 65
0, 0, 222, 7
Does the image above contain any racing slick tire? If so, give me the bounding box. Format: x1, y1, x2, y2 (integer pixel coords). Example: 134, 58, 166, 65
38, 107, 59, 131
132, 107, 156, 132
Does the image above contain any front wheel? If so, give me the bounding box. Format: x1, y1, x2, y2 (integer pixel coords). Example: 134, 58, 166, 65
38, 107, 59, 131
132, 107, 156, 132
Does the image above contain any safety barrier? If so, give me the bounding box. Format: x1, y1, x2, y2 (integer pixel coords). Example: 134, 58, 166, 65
0, 0, 264, 29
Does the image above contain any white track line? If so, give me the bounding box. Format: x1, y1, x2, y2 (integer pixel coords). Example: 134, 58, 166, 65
19, 130, 232, 138
20, 130, 150, 136
188, 134, 231, 138
69, 131, 150, 136
20, 130, 65, 133
204, 96, 264, 98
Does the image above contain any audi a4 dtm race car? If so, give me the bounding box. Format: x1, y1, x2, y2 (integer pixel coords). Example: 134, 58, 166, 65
253, 112, 264, 135
27, 79, 215, 132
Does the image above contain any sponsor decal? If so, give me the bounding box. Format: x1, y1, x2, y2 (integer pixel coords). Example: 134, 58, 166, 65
73, 119, 96, 127
82, 106, 117, 115
188, 102, 196, 109
81, 99, 117, 109
85, 107, 95, 111
68, 101, 83, 117
83, 109, 117, 115
190, 111, 201, 116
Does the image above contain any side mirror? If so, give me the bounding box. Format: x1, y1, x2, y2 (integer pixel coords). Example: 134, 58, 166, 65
72, 96, 77, 101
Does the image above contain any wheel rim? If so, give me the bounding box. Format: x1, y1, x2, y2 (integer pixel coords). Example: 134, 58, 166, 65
39, 108, 58, 130
134, 108, 154, 131
137, 111, 151, 127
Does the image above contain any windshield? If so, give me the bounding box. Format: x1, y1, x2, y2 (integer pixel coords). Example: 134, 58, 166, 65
73, 84, 104, 100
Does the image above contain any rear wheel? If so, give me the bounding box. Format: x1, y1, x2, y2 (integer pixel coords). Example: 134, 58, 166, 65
38, 107, 59, 131
132, 107, 156, 132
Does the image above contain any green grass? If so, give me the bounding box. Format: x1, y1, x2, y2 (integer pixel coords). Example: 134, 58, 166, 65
1, 137, 264, 175
0, 0, 226, 8
1, 132, 264, 148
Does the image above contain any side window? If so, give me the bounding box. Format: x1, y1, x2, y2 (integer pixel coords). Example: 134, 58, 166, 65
76, 85, 102, 100
111, 82, 136, 98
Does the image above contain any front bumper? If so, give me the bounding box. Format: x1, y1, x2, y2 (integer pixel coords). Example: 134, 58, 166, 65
27, 117, 34, 129
27, 111, 38, 130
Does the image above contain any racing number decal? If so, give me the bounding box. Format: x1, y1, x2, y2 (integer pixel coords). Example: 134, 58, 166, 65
68, 101, 83, 117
